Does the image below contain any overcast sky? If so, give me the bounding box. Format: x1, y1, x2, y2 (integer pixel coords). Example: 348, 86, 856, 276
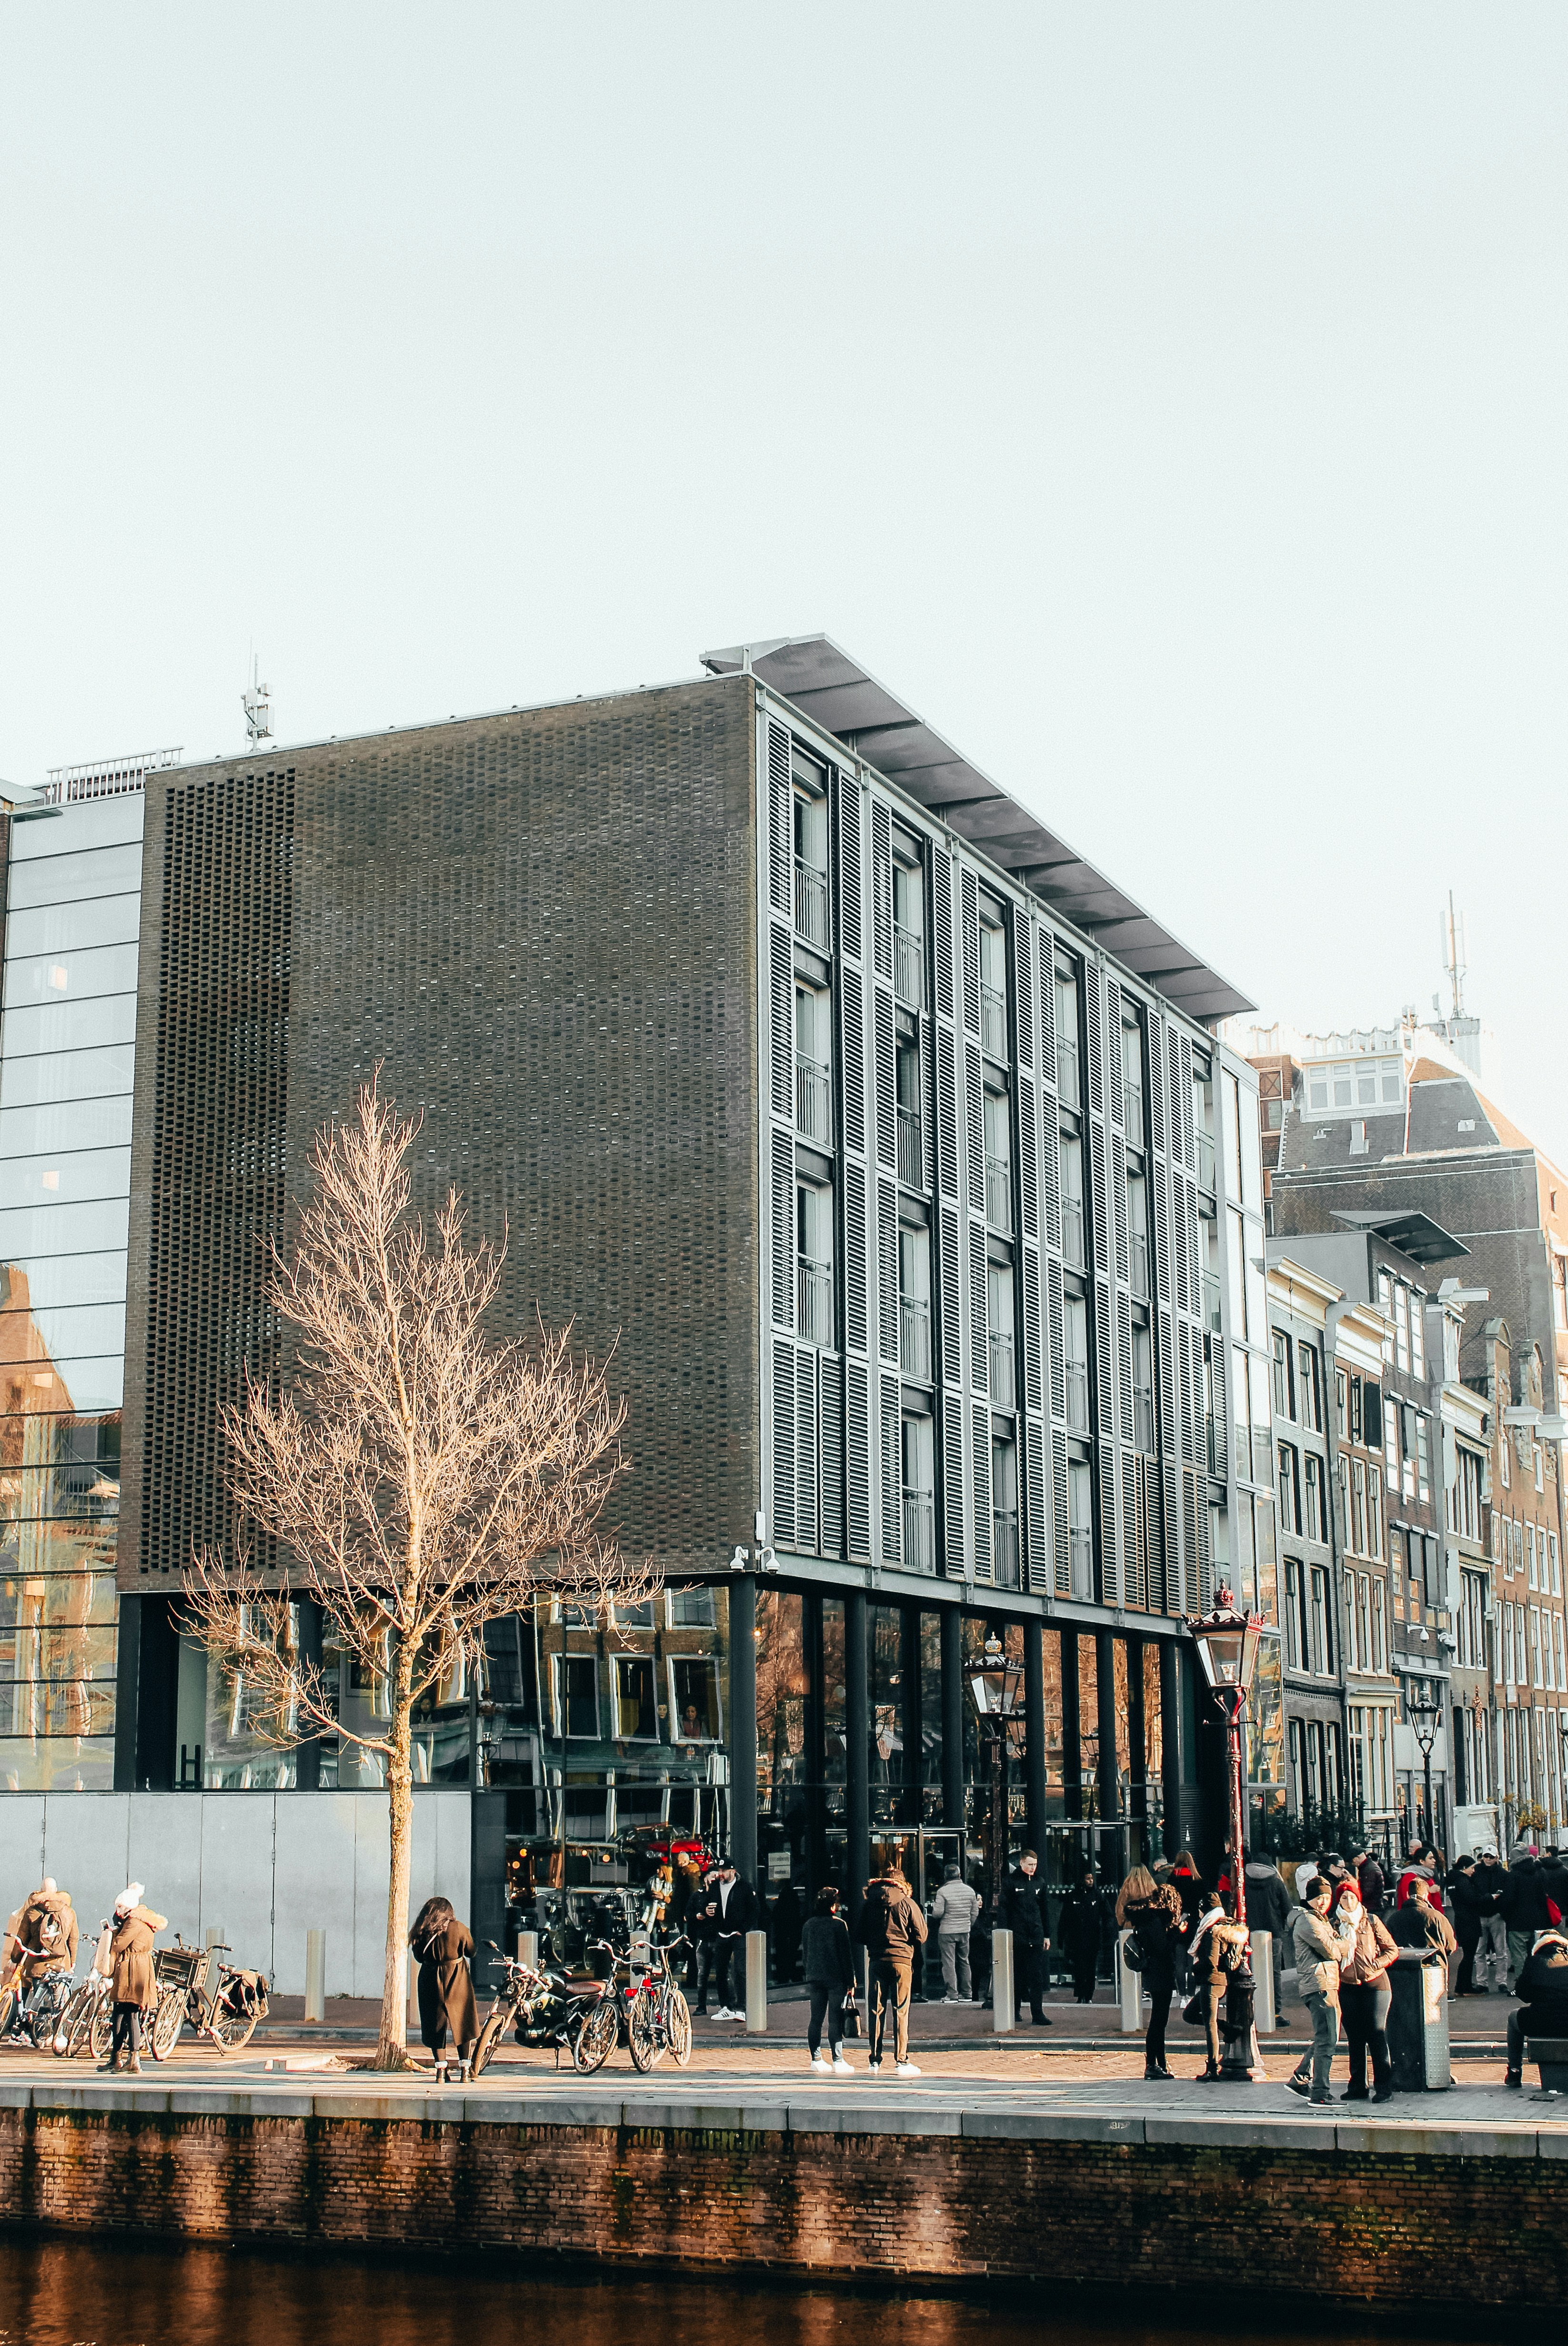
3, 7, 1564, 1159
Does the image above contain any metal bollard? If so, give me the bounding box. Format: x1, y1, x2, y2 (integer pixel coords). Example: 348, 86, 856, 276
1116, 1930, 1141, 2032
991, 1928, 1014, 2033
1250, 1930, 1275, 2033
517, 1930, 539, 1970
305, 1929, 326, 2025
745, 1929, 769, 2032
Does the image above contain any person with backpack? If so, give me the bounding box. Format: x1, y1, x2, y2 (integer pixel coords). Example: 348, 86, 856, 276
1116, 1864, 1185, 2081
854, 1858, 928, 2076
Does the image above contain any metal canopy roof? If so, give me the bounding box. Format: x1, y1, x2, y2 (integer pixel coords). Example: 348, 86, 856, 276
701, 633, 1254, 1023
1329, 1208, 1471, 1265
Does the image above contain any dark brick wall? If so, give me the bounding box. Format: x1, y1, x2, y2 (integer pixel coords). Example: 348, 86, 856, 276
121, 675, 760, 1585
2, 2107, 1566, 2313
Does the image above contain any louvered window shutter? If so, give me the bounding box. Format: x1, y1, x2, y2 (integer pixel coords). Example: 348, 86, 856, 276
767, 723, 791, 918
1019, 1073, 1038, 1239
1096, 1286, 1113, 1443
841, 965, 865, 1156
1168, 1031, 1184, 1168
880, 1374, 902, 1565
1148, 1009, 1165, 1154
933, 850, 955, 1023
1053, 1427, 1070, 1595
1118, 1290, 1134, 1443
771, 1130, 795, 1328
960, 868, 980, 1034
942, 1391, 966, 1576
772, 1337, 796, 1548
1107, 979, 1124, 1128
1023, 1249, 1042, 1416
969, 1219, 989, 1396
872, 800, 893, 981
1179, 1035, 1195, 1169
937, 1028, 959, 1198
1123, 1469, 1142, 1610
971, 1403, 993, 1579
1049, 1258, 1066, 1421
1087, 966, 1104, 1117
847, 1361, 872, 1561
1099, 1438, 1118, 1604
939, 1204, 963, 1385
878, 1176, 899, 1364
834, 770, 861, 962
1090, 1119, 1109, 1276
875, 987, 896, 1168
1113, 1133, 1129, 1284
845, 1165, 869, 1354
770, 925, 794, 1119
796, 1348, 819, 1556
1154, 1160, 1170, 1305
1026, 1421, 1047, 1591
1038, 931, 1056, 1081
819, 1356, 844, 1558
966, 1044, 984, 1208
1040, 1114, 1060, 1253
1013, 907, 1034, 1067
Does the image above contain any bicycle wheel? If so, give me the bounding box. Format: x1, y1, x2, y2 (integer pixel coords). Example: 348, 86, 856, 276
666, 1986, 692, 2067
0, 1983, 17, 2041
211, 1997, 260, 2056
626, 1986, 660, 2073
89, 1999, 113, 2062
471, 2009, 508, 2079
571, 1997, 618, 2075
150, 1987, 185, 2062
29, 1984, 67, 2050
64, 1987, 98, 2058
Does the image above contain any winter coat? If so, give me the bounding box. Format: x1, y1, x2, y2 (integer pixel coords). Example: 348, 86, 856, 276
1123, 1888, 1184, 1981
1357, 1856, 1386, 1916
1538, 1855, 1568, 1917
1190, 1909, 1249, 1986
714, 1876, 760, 1939
414, 1917, 478, 2049
1501, 1861, 1554, 1935
855, 1877, 928, 1964
18, 1889, 78, 1977
1243, 1861, 1291, 1940
930, 1878, 981, 1937
109, 1906, 168, 2009
1338, 1910, 1398, 1987
1516, 1932, 1568, 2035
1289, 1906, 1354, 2001
1449, 1871, 1487, 1947
1389, 1899, 1458, 1965
1396, 1866, 1444, 1912
1474, 1860, 1507, 1915
1059, 1888, 1105, 1965
1005, 1872, 1049, 1948
800, 1912, 855, 1990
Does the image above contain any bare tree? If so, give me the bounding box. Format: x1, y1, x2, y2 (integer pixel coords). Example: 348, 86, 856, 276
184, 1076, 653, 2068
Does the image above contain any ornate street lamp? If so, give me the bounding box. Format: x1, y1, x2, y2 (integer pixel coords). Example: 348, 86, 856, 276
968, 1636, 1026, 1929
1190, 1584, 1264, 2083
1408, 1680, 1441, 1848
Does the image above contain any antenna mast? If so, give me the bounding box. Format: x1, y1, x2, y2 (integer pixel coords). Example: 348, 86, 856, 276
1440, 892, 1467, 1019
242, 654, 273, 748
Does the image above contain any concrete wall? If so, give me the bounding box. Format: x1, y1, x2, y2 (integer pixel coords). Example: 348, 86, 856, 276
0, 1790, 469, 1997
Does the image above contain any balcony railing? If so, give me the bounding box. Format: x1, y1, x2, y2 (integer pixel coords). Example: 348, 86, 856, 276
900, 1297, 932, 1381
989, 1330, 1015, 1406
993, 1511, 1019, 1589
894, 922, 924, 1010
980, 982, 1008, 1060
1133, 1389, 1154, 1455
1203, 1271, 1222, 1332
797, 1258, 834, 1347
1129, 1231, 1149, 1298
1196, 1128, 1216, 1193
1067, 1365, 1090, 1434
897, 1105, 924, 1190
796, 1054, 831, 1144
902, 1493, 936, 1574
985, 1155, 1011, 1230
1125, 1082, 1145, 1150
1063, 1198, 1085, 1268
1057, 1038, 1080, 1108
1069, 1527, 1094, 1600
794, 859, 829, 949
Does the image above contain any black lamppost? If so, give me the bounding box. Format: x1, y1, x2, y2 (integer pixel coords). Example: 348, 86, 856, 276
967, 1636, 1026, 1930
1191, 1585, 1264, 2084
1409, 1681, 1440, 1847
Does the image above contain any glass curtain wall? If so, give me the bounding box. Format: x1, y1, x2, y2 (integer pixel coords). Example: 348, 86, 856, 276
0, 795, 140, 1789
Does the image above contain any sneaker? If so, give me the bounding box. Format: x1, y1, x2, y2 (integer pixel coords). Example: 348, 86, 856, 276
1372, 2086, 1396, 2104
942, 1994, 961, 2006
1283, 2075, 1310, 2100
866, 2059, 882, 2073
894, 2060, 921, 2077
1308, 2089, 1333, 2106
832, 2054, 853, 2075
1504, 2072, 1522, 2089
809, 2055, 831, 2074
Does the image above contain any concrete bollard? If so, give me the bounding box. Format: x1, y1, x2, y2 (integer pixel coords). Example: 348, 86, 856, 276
1116, 1930, 1141, 2032
1250, 1930, 1275, 2033
744, 1929, 769, 2032
304, 1929, 326, 2026
991, 1928, 1014, 2032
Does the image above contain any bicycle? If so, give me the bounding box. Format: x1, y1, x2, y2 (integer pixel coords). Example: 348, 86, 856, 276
55, 1958, 113, 2058
469, 1941, 618, 2077
625, 1933, 692, 2073
103, 1937, 270, 2061
0, 1964, 76, 2050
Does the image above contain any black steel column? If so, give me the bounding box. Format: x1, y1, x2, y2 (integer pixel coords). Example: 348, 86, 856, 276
899, 1603, 922, 1826
1062, 1630, 1083, 1821
112, 1592, 144, 1793
846, 1589, 870, 1905
1025, 1617, 1047, 1852
296, 1598, 323, 1792
804, 1591, 826, 1899
941, 1602, 964, 1837
1096, 1628, 1119, 1827
1127, 1635, 1147, 1838
1160, 1637, 1183, 1862
729, 1574, 758, 1882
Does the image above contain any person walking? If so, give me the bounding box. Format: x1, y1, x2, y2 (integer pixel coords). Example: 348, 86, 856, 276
1285, 1874, 1355, 2106
1059, 1871, 1104, 2004
688, 1870, 719, 2013
1504, 1926, 1568, 2087
410, 1895, 478, 2082
1243, 1852, 1291, 2024
1006, 1850, 1052, 2027
1476, 1851, 1509, 1991
800, 1886, 855, 2075
1117, 1865, 1184, 2081
930, 1863, 980, 2005
1449, 1856, 1486, 1996
712, 1862, 760, 2020
1188, 1887, 1249, 2082
1499, 1852, 1551, 1991
1331, 1878, 1398, 2103
855, 1858, 928, 2076
100, 1885, 167, 2075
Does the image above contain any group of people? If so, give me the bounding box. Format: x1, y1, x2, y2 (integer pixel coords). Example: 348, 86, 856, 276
2, 1875, 167, 2073
666, 1860, 762, 2020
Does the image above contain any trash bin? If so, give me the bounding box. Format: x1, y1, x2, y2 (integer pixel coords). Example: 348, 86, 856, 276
1387, 1948, 1451, 2091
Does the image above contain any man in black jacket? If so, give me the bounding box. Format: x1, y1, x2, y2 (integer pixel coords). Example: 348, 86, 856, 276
1006, 1851, 1052, 2027
1475, 1851, 1508, 1991
1243, 1855, 1292, 2023
1449, 1856, 1486, 1995
712, 1865, 759, 2020
1501, 1855, 1553, 1993
1505, 1928, 1568, 2086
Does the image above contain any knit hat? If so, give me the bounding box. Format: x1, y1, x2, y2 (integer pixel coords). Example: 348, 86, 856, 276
113, 1883, 143, 1915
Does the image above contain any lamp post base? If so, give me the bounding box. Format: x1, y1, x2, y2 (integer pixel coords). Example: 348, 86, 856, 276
1219, 1970, 1267, 2082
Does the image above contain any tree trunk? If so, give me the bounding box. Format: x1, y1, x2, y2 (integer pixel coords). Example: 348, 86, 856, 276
376, 1659, 417, 2069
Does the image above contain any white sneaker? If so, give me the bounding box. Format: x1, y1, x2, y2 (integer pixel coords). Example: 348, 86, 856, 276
895, 2060, 921, 2077
731, 2008, 747, 2022
942, 1994, 960, 2006
809, 2054, 831, 2073
832, 2054, 853, 2074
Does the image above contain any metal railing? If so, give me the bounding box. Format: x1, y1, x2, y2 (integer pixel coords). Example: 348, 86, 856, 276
1063, 1198, 1085, 1268
903, 1493, 936, 1573
980, 983, 1008, 1059
797, 1259, 834, 1346
1196, 1128, 1215, 1192
1129, 1231, 1149, 1298
897, 1105, 924, 1190
796, 1054, 832, 1144
794, 859, 829, 949
894, 922, 924, 1009
1057, 1038, 1079, 1108
989, 1330, 1015, 1405
985, 1155, 1011, 1230
993, 1512, 1020, 1589
1067, 1365, 1090, 1434
1125, 1082, 1145, 1150
900, 1297, 932, 1381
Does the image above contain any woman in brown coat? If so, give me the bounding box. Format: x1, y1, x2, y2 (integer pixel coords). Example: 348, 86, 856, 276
410, 1896, 479, 2082
100, 1885, 168, 2074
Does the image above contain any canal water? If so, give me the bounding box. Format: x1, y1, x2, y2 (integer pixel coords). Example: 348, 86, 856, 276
0, 2236, 1476, 2345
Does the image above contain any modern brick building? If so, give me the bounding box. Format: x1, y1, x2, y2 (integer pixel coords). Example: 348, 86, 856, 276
2, 639, 1280, 1977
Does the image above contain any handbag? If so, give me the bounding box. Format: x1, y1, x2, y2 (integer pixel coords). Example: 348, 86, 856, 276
1180, 1988, 1206, 2027
840, 1984, 861, 2038
1122, 1936, 1145, 1974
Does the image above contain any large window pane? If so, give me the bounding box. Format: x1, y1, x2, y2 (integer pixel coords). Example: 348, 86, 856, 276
11, 797, 144, 859
0, 1300, 126, 1361
0, 995, 138, 1057
0, 1041, 137, 1109
7, 841, 142, 911
2, 942, 139, 1009
0, 1356, 125, 1418
0, 1251, 126, 1313
5, 894, 140, 958
0, 1147, 131, 1212
0, 1095, 132, 1157
0, 1195, 130, 1260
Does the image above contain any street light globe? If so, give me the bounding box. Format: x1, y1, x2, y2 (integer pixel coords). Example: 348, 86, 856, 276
1189, 1584, 1263, 1703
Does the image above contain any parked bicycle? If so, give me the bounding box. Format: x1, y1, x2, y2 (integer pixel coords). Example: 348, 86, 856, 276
469, 1940, 618, 2077
54, 1955, 113, 2059
0, 1963, 77, 2051
625, 1933, 692, 2073
90, 1936, 270, 2062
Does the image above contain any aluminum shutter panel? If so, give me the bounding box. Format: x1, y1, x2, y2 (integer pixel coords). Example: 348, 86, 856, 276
834, 769, 861, 963
767, 722, 791, 919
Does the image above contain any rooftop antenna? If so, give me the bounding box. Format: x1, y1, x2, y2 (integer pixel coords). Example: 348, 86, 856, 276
242, 653, 272, 748
1440, 892, 1468, 1019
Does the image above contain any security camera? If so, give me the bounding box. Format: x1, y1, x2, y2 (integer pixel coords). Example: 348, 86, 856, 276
729, 1545, 749, 1573
759, 1547, 778, 1573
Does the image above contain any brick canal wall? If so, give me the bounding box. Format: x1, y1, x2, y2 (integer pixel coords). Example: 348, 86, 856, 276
2, 2104, 1566, 2313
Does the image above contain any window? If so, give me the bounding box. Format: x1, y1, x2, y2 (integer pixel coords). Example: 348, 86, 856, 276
1351, 1458, 1366, 1555
1367, 1466, 1383, 1560
1303, 1453, 1325, 1543
1297, 1341, 1320, 1431
1285, 1559, 1302, 1669
1555, 1254, 1568, 1336
901, 1414, 935, 1572
1415, 1414, 1429, 1503
899, 1224, 932, 1381
1500, 1432, 1510, 1490
1358, 1066, 1377, 1107
1371, 1577, 1387, 1673
1553, 1532, 1562, 1597
1528, 1521, 1538, 1590
1195, 1068, 1216, 1192
1309, 1565, 1330, 1676
991, 1432, 1019, 1587
1127, 1171, 1149, 1297
557, 1654, 600, 1741
1395, 1286, 1409, 1372
1133, 1323, 1154, 1453
1122, 1012, 1144, 1148
1272, 1329, 1295, 1420
792, 760, 829, 948
667, 1587, 716, 1629
1061, 1128, 1085, 1267
892, 858, 924, 1009
979, 911, 1007, 1058
1308, 1071, 1328, 1112
668, 1655, 722, 1742
983, 1086, 1011, 1229
794, 980, 832, 1143
1536, 1442, 1545, 1493
987, 1258, 1016, 1406
1348, 1374, 1363, 1446
1390, 1533, 1407, 1620
1068, 1457, 1094, 1597
1410, 1293, 1424, 1378
1278, 1442, 1300, 1535
1333, 1062, 1354, 1108
613, 1654, 659, 1741
1336, 1368, 1348, 1428
1228, 1209, 1250, 1340
1065, 1295, 1089, 1432
1385, 1394, 1400, 1488
896, 1034, 923, 1188
1377, 1270, 1394, 1358
796, 1177, 835, 1345
1381, 1059, 1401, 1105
1454, 1446, 1484, 1542
1055, 966, 1079, 1106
